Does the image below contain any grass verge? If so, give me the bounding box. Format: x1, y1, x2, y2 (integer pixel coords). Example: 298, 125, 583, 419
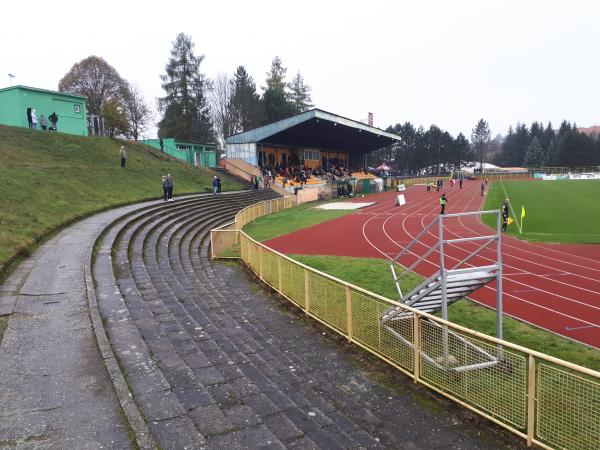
0, 317, 8, 346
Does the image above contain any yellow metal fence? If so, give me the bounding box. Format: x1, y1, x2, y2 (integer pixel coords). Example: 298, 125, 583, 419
211, 197, 600, 450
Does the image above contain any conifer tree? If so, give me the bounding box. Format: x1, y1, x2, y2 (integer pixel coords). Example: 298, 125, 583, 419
523, 136, 545, 166
261, 57, 295, 123
230, 66, 263, 132
158, 33, 214, 142
289, 72, 313, 113
471, 119, 491, 173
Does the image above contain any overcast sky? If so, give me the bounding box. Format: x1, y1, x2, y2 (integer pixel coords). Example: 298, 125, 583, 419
3, 0, 599, 139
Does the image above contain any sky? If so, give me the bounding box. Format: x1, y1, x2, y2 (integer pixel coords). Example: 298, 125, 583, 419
2, 0, 599, 139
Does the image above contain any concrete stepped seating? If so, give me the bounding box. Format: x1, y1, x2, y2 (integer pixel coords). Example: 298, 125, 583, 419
92, 191, 386, 449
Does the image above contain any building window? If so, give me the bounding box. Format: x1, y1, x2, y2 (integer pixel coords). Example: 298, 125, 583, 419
74, 104, 81, 114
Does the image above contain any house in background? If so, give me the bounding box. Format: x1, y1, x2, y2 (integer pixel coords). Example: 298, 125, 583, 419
143, 138, 217, 168
0, 85, 87, 136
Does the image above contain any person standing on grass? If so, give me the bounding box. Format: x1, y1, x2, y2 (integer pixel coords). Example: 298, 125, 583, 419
120, 145, 126, 168
501, 198, 510, 232
212, 176, 219, 195
440, 193, 447, 215
165, 173, 173, 201
31, 109, 38, 129
26, 107, 33, 128
162, 175, 168, 201
49, 112, 58, 131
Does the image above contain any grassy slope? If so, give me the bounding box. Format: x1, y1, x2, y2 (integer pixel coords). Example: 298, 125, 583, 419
483, 179, 600, 243
244, 204, 600, 371
0, 125, 243, 270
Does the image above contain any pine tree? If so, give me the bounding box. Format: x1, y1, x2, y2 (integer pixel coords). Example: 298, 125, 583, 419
289, 72, 313, 113
471, 119, 491, 173
261, 57, 295, 123
158, 33, 214, 142
523, 137, 545, 167
230, 66, 263, 132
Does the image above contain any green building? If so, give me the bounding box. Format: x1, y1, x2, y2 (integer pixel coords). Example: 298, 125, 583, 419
143, 138, 217, 168
0, 85, 87, 136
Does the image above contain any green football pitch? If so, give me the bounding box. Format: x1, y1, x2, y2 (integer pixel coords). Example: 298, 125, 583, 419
482, 179, 600, 243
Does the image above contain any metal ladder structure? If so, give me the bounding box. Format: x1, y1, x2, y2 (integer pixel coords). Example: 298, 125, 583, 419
382, 210, 504, 373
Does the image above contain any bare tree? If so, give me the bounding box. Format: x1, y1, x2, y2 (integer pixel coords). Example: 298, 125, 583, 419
208, 72, 237, 147
123, 84, 153, 141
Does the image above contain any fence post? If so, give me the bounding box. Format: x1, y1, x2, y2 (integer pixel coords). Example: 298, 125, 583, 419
259, 247, 263, 279
527, 354, 536, 447
277, 256, 282, 293
345, 286, 353, 343
304, 269, 310, 313
413, 314, 420, 383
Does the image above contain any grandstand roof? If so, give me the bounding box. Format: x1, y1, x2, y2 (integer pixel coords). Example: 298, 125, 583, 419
225, 109, 400, 153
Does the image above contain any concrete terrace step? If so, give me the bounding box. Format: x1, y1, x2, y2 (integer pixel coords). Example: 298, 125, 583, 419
90, 190, 520, 449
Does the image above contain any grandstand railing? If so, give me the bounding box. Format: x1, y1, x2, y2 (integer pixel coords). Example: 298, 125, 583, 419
210, 197, 600, 450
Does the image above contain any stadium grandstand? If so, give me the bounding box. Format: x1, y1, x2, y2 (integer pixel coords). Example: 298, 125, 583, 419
223, 109, 401, 199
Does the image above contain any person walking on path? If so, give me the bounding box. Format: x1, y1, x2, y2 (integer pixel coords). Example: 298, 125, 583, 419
162, 176, 168, 201
40, 114, 48, 130
216, 176, 222, 193
31, 109, 38, 129
501, 198, 510, 232
459, 178, 463, 189
26, 107, 33, 128
480, 181, 485, 196
165, 173, 173, 201
212, 176, 219, 195
120, 146, 126, 168
440, 193, 447, 215
49, 112, 58, 131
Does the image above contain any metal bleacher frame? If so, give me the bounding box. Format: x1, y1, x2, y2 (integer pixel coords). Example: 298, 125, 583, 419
383, 210, 504, 372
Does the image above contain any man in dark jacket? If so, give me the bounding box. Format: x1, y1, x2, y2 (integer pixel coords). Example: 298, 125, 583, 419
49, 112, 58, 131
501, 198, 510, 232
26, 108, 33, 128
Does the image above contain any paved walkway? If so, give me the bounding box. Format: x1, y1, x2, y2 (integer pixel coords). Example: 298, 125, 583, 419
0, 191, 524, 449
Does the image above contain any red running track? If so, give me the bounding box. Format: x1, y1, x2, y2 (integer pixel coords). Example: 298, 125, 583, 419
266, 180, 600, 349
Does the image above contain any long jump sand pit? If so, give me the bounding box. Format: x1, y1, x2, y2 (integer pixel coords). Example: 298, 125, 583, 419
315, 202, 375, 210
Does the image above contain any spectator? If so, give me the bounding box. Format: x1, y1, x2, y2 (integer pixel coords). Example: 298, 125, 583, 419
48, 112, 58, 131
480, 181, 485, 196
120, 145, 126, 168
217, 176, 222, 193
212, 176, 219, 195
161, 176, 168, 201
165, 173, 173, 201
26, 107, 33, 128
40, 114, 48, 130
31, 109, 38, 129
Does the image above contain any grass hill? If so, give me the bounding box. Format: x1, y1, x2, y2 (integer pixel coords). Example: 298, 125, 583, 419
0, 125, 244, 277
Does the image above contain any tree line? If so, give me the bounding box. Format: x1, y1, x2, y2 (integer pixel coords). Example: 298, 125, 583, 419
493, 120, 600, 167
57, 33, 312, 145
58, 32, 600, 169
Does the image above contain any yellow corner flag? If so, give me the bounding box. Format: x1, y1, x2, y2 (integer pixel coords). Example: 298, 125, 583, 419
520, 205, 526, 232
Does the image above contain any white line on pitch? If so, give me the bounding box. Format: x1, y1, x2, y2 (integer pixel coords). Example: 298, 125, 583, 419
565, 324, 598, 331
